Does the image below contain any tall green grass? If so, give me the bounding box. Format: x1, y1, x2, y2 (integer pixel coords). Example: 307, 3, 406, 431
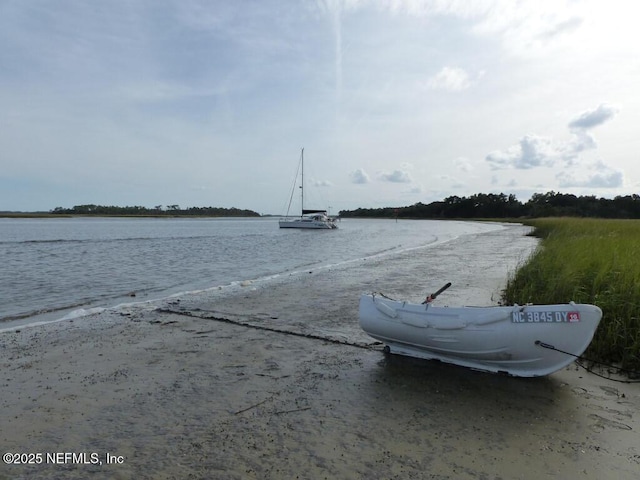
503, 218, 640, 374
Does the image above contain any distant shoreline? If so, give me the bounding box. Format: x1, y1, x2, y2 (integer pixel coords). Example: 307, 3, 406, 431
0, 213, 264, 219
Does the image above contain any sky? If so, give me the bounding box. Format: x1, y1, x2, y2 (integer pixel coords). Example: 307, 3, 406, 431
1, 0, 639, 215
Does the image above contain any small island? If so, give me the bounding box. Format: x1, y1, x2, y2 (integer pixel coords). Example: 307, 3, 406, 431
1, 204, 261, 218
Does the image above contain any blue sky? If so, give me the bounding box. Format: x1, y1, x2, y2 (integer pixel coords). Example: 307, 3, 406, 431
1, 0, 638, 214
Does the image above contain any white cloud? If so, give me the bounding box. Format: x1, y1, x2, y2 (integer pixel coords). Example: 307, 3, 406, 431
486, 104, 620, 171
311, 179, 333, 187
426, 67, 471, 92
557, 161, 624, 189
568, 103, 619, 131
486, 134, 558, 170
538, 16, 583, 41
471, 0, 586, 57
455, 157, 473, 173
378, 170, 412, 183
349, 168, 370, 184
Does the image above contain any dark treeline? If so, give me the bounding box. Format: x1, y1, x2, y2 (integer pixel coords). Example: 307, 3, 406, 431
339, 192, 640, 219
51, 204, 261, 217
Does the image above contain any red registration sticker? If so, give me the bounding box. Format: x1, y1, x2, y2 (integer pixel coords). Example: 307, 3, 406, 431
567, 312, 581, 322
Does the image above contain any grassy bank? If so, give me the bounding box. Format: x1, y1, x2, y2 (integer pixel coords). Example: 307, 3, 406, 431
503, 217, 640, 374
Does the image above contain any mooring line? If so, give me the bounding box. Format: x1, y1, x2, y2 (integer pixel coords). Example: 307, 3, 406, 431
535, 340, 640, 383
157, 308, 380, 351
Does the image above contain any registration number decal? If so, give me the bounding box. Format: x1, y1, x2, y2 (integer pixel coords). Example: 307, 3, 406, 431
512, 311, 581, 323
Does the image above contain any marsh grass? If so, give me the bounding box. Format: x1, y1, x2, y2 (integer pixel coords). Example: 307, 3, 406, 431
503, 218, 640, 374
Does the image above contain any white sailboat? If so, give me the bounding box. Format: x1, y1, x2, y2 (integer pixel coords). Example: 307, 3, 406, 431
279, 148, 338, 229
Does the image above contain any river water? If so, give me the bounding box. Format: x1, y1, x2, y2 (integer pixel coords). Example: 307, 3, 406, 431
0, 217, 510, 326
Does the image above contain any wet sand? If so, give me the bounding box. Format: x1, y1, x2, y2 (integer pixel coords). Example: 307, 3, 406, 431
1, 225, 639, 479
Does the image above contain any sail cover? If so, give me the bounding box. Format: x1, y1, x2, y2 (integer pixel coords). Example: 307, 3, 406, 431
302, 209, 327, 214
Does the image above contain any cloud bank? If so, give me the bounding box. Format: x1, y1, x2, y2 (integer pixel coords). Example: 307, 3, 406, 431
485, 103, 623, 190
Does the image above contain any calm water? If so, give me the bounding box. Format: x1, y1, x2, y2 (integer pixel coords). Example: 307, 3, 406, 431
0, 217, 505, 325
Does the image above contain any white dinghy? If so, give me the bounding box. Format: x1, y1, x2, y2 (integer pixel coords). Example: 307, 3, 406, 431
359, 283, 602, 377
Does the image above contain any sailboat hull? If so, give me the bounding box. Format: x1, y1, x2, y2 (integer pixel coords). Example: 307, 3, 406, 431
279, 217, 337, 229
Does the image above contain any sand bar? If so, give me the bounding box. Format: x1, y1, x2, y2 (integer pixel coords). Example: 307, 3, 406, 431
1, 224, 639, 479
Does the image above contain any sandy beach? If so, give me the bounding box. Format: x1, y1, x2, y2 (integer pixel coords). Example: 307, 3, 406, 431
1, 225, 638, 479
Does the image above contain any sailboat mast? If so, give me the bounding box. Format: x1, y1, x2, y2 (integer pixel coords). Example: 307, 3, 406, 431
300, 148, 304, 215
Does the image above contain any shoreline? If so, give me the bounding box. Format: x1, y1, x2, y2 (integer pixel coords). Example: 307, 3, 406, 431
2, 224, 638, 479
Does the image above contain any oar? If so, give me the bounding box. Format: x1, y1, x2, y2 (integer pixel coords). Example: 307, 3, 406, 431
422, 282, 452, 304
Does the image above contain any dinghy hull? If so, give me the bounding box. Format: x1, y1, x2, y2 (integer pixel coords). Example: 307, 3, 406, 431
359, 294, 602, 377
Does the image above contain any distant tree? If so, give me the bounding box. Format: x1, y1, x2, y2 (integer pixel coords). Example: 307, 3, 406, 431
339, 191, 640, 219
49, 204, 260, 217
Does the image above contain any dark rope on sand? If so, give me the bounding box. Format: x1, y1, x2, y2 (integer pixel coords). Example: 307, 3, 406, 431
157, 308, 381, 351
535, 340, 640, 383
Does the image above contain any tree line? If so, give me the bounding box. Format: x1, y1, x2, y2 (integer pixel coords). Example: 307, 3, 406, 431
50, 204, 261, 217
339, 192, 640, 219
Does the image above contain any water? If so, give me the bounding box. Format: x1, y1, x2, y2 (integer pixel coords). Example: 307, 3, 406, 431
0, 217, 506, 326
